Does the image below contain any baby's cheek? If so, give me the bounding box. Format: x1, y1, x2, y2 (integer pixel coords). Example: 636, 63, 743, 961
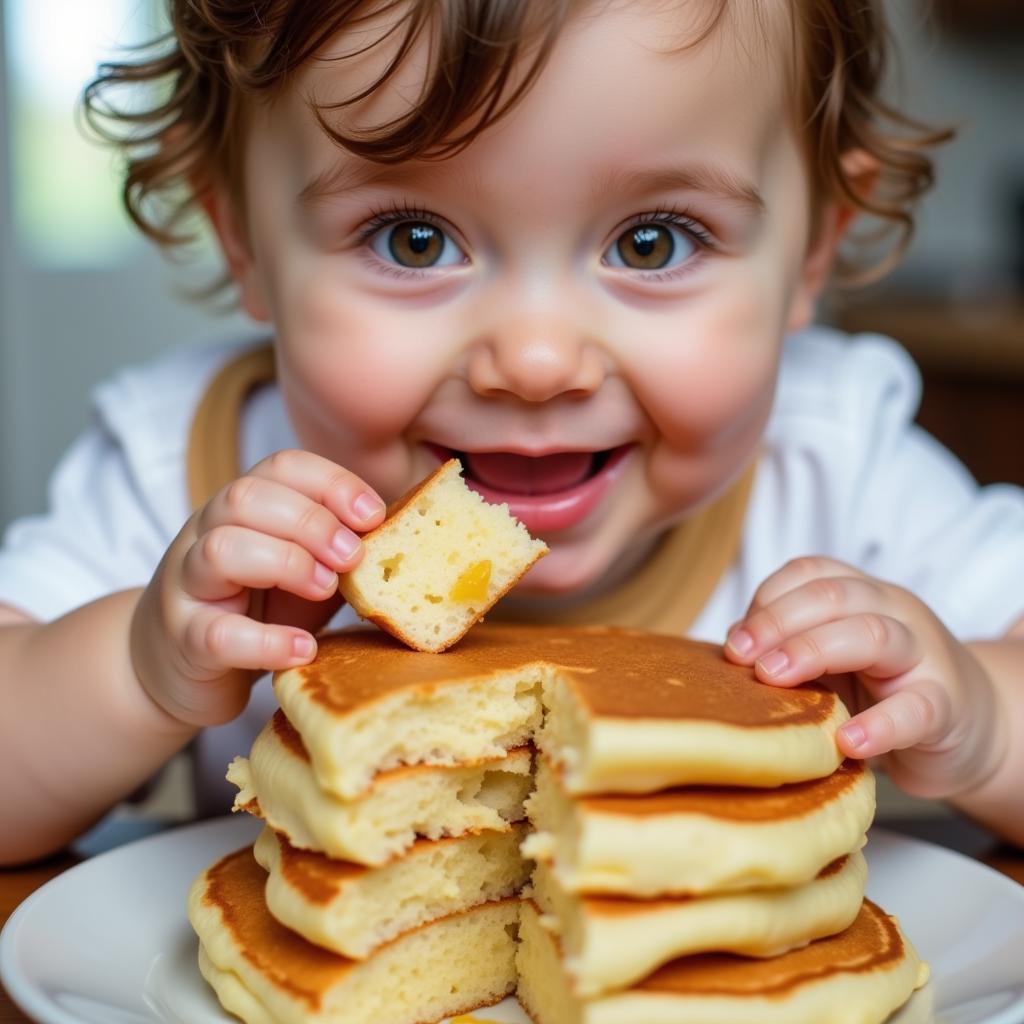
278, 272, 437, 446
638, 301, 781, 453
633, 298, 782, 513
269, 276, 441, 500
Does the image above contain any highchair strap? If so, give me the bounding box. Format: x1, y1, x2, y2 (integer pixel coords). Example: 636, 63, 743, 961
187, 343, 277, 514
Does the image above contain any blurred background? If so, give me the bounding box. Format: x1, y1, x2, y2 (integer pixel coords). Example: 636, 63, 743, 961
0, 0, 1021, 840
1, 0, 1023, 534
0, 0, 254, 537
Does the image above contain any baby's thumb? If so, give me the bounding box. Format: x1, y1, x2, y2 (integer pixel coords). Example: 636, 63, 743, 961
837, 681, 951, 760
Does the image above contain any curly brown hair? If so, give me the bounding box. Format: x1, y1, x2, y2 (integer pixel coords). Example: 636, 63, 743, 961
83, 0, 951, 287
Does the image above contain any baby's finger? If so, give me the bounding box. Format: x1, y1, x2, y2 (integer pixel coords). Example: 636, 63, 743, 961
727, 575, 889, 663
182, 525, 339, 603
248, 449, 386, 531
745, 556, 863, 617
198, 476, 363, 571
750, 613, 919, 687
185, 607, 317, 672
837, 683, 951, 759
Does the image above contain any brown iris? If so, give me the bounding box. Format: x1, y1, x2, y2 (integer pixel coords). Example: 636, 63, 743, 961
616, 224, 674, 269
388, 222, 443, 267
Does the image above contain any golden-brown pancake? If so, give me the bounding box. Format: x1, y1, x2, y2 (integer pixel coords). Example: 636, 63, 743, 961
188, 846, 520, 1024
530, 852, 868, 996
523, 756, 874, 896
275, 625, 848, 800
253, 824, 529, 959
228, 711, 532, 865
516, 898, 929, 1024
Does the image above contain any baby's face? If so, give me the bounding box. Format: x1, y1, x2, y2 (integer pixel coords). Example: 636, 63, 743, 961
229, 3, 828, 596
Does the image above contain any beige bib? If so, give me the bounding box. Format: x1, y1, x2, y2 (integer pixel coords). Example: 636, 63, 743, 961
186, 343, 755, 636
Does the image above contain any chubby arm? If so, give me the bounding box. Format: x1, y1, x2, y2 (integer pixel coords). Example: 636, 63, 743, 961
0, 449, 386, 866
0, 593, 195, 866
954, 621, 1024, 845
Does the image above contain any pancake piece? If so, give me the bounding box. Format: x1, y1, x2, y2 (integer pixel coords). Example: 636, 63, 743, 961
338, 458, 547, 653
516, 899, 928, 1024
228, 711, 531, 865
275, 625, 848, 802
189, 846, 520, 1024
274, 629, 544, 800
254, 824, 530, 959
534, 630, 847, 793
530, 853, 867, 996
522, 756, 874, 896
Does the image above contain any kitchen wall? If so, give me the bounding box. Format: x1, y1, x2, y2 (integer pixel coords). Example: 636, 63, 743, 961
875, 4, 1024, 297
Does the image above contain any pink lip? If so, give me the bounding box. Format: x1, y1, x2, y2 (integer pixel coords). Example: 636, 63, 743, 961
428, 444, 633, 534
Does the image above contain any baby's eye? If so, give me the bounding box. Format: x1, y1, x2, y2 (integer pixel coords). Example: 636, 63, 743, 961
604, 222, 697, 271
369, 220, 465, 269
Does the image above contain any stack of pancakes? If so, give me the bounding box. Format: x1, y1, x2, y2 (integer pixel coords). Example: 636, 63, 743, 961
188, 624, 929, 1024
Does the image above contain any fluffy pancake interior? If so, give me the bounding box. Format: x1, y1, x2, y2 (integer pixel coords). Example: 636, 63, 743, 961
254, 825, 530, 959
278, 659, 544, 801
338, 459, 547, 653
190, 847, 520, 1024
230, 718, 532, 866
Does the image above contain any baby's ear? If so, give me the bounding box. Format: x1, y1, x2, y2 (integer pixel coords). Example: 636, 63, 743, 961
787, 148, 879, 332
199, 184, 272, 323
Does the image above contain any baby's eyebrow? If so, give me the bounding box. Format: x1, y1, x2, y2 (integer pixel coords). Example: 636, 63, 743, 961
592, 163, 766, 215
297, 159, 765, 216
298, 161, 442, 208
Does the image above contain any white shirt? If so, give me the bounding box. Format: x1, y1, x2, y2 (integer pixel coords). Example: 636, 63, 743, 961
2, 327, 1023, 813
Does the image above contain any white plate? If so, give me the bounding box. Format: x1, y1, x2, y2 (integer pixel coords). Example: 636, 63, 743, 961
2, 817, 1023, 1024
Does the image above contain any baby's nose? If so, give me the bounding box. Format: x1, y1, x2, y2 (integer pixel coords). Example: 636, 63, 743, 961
465, 313, 607, 403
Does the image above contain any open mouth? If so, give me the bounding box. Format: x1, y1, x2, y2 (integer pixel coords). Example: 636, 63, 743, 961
426, 444, 633, 534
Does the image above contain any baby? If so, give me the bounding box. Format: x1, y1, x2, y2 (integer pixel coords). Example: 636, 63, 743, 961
0, 0, 1022, 865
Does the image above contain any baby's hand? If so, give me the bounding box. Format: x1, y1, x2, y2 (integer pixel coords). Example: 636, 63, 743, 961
724, 556, 1005, 800
131, 450, 386, 728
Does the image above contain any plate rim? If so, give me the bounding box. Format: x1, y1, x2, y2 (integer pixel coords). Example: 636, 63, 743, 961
2, 819, 1023, 1024
0, 816, 259, 1024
